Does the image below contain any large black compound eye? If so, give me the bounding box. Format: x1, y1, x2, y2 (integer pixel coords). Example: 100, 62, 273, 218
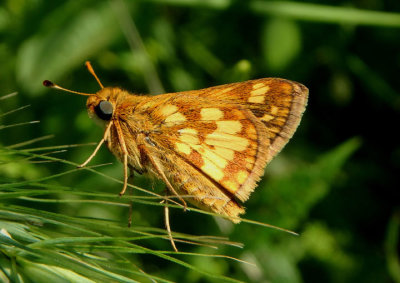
95, 100, 113, 120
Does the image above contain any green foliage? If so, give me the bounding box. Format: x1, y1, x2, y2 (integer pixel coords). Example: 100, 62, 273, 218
1, 0, 399, 282
262, 18, 302, 72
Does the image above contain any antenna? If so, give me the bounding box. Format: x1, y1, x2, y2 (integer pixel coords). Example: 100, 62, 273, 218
43, 61, 105, 95
42, 80, 93, 96
85, 61, 104, 89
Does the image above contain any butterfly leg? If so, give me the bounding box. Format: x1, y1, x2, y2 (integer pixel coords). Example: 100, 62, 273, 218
113, 120, 130, 196
128, 169, 135, 228
119, 152, 129, 196
78, 121, 113, 168
161, 191, 178, 252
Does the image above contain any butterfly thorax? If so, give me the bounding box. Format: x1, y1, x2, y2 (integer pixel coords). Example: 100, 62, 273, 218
85, 87, 149, 171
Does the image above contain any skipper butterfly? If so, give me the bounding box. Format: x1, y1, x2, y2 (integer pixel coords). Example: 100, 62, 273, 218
44, 62, 308, 225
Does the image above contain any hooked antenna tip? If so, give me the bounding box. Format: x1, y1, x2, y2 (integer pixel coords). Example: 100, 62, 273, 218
43, 80, 54, 87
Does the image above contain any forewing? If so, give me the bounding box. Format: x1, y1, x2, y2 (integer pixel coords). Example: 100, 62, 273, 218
144, 78, 307, 202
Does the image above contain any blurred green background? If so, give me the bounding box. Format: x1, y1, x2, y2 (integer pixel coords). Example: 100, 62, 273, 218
1, 0, 399, 282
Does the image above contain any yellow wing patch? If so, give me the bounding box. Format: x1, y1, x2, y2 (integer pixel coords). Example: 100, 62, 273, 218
175, 142, 191, 155
204, 132, 249, 152
160, 104, 178, 116
200, 108, 224, 120
248, 85, 270, 103
200, 157, 225, 181
165, 111, 186, 123
216, 120, 242, 134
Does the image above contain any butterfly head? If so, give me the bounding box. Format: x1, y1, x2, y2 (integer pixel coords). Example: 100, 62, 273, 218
85, 87, 129, 123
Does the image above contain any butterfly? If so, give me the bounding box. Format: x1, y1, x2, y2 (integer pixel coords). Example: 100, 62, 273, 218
44, 62, 308, 226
